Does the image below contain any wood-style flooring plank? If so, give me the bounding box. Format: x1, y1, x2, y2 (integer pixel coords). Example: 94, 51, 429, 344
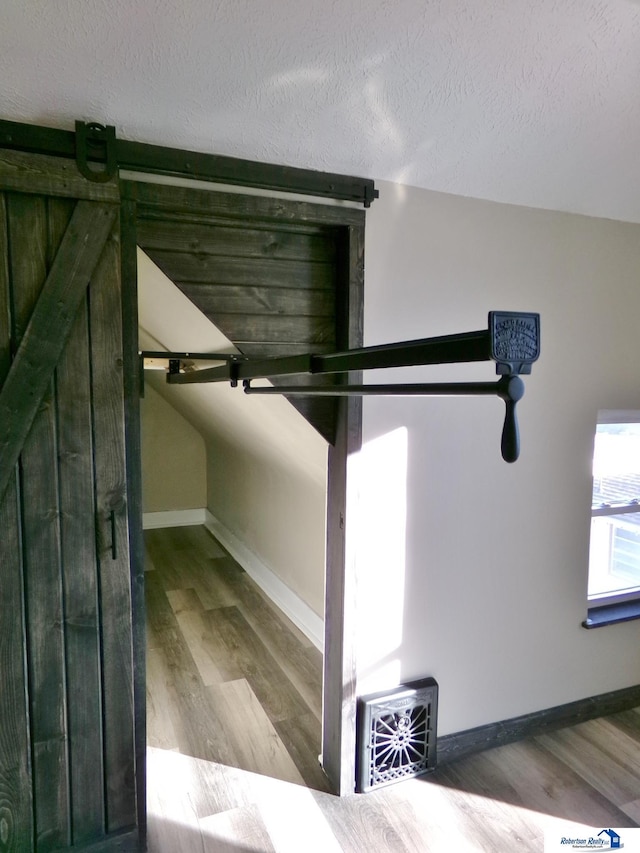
232, 575, 323, 720
145, 528, 193, 592
201, 605, 313, 724
147, 528, 238, 608
535, 718, 640, 807
199, 805, 276, 853
273, 713, 330, 793
148, 748, 249, 823
310, 785, 417, 853
622, 797, 640, 823
165, 589, 228, 685
206, 679, 305, 785
146, 649, 180, 752
253, 783, 343, 853
165, 525, 226, 561
432, 737, 635, 829
186, 556, 239, 611
604, 707, 640, 743
147, 749, 205, 853
145, 573, 239, 768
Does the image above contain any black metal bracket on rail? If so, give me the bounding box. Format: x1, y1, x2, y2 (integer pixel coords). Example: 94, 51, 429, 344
139, 350, 238, 397
164, 312, 540, 463
0, 118, 379, 206
75, 121, 117, 183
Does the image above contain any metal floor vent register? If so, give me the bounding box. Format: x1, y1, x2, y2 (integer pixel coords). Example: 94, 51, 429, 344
356, 677, 438, 793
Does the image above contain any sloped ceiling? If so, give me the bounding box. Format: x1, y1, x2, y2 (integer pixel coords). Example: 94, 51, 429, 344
1, 0, 640, 222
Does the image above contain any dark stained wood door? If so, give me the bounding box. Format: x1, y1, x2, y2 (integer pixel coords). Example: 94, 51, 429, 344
0, 152, 141, 851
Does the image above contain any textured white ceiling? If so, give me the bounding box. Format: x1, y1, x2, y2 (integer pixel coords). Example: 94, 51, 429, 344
2, 0, 640, 221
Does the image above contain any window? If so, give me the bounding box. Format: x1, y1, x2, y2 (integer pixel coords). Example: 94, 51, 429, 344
585, 411, 640, 625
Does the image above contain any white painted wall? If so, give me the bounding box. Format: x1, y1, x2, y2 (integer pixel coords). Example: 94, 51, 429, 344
140, 383, 207, 513
206, 430, 328, 619
358, 180, 640, 735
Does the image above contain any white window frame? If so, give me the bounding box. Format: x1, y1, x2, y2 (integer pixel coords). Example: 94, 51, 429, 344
588, 409, 640, 608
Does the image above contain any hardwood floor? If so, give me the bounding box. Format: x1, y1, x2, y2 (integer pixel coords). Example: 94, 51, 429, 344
144, 525, 326, 791
145, 525, 640, 852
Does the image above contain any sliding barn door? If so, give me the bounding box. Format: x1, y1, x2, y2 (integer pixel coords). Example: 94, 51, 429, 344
0, 151, 141, 851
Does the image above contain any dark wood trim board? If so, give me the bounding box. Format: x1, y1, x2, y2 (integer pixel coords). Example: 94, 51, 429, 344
437, 683, 640, 766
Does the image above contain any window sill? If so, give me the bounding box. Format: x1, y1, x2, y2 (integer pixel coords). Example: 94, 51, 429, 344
582, 599, 640, 629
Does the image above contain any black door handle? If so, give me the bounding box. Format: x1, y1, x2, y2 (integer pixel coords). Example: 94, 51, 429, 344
110, 509, 117, 560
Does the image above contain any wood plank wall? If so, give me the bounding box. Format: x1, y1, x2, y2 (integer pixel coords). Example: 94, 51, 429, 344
134, 184, 363, 444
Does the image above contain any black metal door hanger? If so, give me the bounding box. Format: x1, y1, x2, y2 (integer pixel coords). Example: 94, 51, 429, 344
143, 311, 540, 463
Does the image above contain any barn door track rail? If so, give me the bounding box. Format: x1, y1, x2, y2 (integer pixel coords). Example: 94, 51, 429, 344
160, 311, 540, 463
0, 118, 378, 206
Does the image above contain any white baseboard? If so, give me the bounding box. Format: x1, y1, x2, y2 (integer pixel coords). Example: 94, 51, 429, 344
143, 508, 207, 529
204, 510, 324, 652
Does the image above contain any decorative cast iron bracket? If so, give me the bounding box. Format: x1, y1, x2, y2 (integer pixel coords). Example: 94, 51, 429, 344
159, 311, 540, 463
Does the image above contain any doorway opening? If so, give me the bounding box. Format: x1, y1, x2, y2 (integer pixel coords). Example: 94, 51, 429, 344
138, 249, 331, 791
124, 177, 365, 797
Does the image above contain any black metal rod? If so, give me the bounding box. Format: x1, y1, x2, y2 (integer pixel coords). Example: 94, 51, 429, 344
310, 330, 490, 374
166, 333, 490, 386
242, 381, 502, 396
0, 118, 378, 206
243, 375, 526, 463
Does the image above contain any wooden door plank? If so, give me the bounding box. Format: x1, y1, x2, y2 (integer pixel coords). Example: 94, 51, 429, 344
0, 193, 9, 369
130, 180, 365, 227
0, 200, 117, 504
9, 192, 70, 850
0, 149, 119, 202
177, 283, 335, 318
147, 251, 334, 290
88, 216, 137, 834
19, 390, 69, 850
9, 193, 48, 341
55, 281, 105, 842
237, 341, 334, 358
205, 314, 335, 346
136, 219, 337, 263
0, 191, 34, 851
